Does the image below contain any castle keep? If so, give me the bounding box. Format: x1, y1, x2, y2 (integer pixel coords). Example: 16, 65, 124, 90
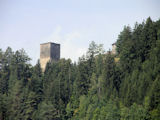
40, 42, 60, 71
111, 43, 117, 54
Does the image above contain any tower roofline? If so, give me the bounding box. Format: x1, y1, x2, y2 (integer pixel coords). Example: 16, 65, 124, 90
40, 42, 60, 45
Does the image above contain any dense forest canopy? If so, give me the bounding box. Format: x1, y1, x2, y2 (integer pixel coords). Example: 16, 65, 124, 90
0, 17, 160, 120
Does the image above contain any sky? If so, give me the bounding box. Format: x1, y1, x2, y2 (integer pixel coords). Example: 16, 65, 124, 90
0, 0, 160, 65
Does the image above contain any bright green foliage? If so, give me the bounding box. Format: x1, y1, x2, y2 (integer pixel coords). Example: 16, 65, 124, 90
120, 103, 148, 120
99, 99, 120, 120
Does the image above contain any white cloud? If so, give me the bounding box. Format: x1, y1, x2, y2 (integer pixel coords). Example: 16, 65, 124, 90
45, 25, 87, 62
47, 25, 62, 43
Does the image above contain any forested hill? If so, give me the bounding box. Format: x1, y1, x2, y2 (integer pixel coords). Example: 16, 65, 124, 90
0, 17, 160, 120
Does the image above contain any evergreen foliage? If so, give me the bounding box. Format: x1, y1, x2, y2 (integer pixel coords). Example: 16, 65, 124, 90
0, 17, 160, 120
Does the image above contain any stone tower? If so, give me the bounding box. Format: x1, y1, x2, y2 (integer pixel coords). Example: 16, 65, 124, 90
111, 43, 117, 55
40, 42, 60, 71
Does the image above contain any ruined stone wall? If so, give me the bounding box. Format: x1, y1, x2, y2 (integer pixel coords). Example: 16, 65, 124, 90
40, 43, 51, 71
112, 44, 117, 55
40, 43, 51, 58
40, 57, 51, 71
40, 42, 60, 71
50, 43, 60, 61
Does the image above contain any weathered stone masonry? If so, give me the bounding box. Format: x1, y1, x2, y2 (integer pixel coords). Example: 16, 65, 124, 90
40, 42, 60, 71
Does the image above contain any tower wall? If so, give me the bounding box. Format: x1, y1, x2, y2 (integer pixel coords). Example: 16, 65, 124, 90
40, 42, 60, 71
111, 43, 117, 55
51, 43, 60, 61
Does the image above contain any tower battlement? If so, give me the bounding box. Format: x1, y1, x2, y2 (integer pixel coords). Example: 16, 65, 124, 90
40, 42, 60, 71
